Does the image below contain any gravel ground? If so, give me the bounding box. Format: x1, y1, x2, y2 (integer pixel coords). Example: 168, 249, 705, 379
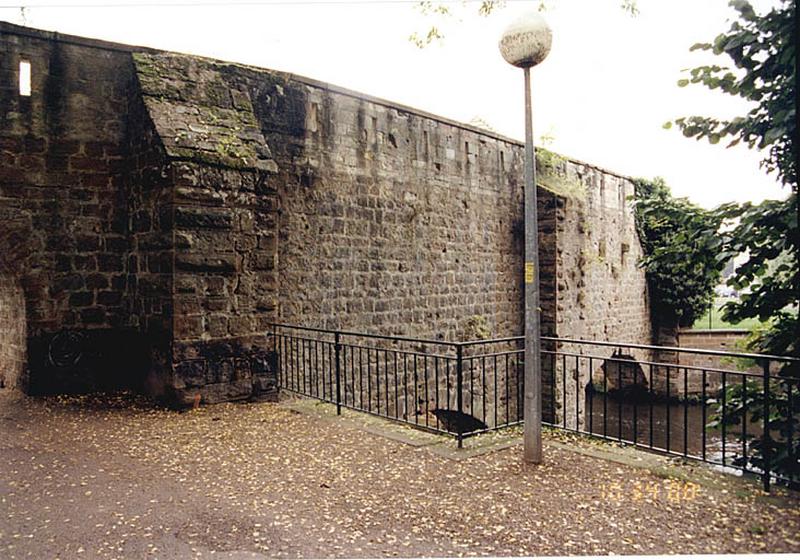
1, 391, 798, 559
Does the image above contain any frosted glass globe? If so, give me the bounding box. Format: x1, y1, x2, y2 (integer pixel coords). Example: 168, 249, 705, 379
499, 12, 553, 69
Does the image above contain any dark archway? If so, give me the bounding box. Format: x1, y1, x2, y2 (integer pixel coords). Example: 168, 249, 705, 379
591, 351, 649, 399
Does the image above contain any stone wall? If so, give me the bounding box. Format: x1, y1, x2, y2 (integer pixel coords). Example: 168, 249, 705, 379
248, 73, 654, 425
257, 76, 638, 346
677, 329, 748, 357
0, 275, 26, 389
124, 69, 175, 396
551, 166, 653, 429
0, 27, 143, 393
255, 78, 595, 425
132, 53, 281, 404
676, 329, 756, 394
0, 22, 652, 409
263, 79, 528, 342
553, 169, 650, 343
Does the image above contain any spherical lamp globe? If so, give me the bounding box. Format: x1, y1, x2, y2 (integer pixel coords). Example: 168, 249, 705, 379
498, 11, 552, 69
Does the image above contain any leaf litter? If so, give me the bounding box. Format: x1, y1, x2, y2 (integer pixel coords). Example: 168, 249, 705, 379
0, 391, 798, 558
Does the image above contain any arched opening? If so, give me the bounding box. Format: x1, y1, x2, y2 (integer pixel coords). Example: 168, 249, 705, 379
0, 214, 31, 393
590, 351, 649, 399
0, 274, 26, 391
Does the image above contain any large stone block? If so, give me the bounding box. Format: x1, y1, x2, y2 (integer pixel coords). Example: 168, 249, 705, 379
175, 359, 207, 388
175, 207, 234, 230
175, 254, 237, 274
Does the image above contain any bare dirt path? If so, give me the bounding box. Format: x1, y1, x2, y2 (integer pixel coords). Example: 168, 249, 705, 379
1, 391, 798, 558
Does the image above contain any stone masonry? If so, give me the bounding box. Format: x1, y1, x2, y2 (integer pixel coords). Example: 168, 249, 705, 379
0, 274, 25, 389
0, 22, 652, 410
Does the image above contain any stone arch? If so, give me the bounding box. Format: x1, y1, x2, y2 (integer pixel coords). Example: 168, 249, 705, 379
0, 213, 34, 391
0, 274, 26, 391
590, 351, 649, 398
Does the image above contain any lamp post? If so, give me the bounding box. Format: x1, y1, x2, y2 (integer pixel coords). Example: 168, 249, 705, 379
499, 12, 552, 464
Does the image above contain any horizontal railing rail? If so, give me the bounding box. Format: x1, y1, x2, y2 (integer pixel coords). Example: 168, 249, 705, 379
270, 322, 460, 349
270, 323, 799, 491
462, 333, 799, 363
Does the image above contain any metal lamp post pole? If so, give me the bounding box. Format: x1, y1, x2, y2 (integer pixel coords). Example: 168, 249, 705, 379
522, 65, 543, 463
499, 11, 552, 464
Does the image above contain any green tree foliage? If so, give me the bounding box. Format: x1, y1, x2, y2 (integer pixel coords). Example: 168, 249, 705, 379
668, 0, 797, 357
707, 377, 799, 486
632, 177, 724, 328
668, 0, 795, 189
669, 0, 797, 484
712, 193, 798, 483
717, 196, 798, 357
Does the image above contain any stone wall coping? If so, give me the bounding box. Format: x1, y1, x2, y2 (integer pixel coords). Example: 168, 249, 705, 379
0, 20, 162, 55
0, 21, 634, 185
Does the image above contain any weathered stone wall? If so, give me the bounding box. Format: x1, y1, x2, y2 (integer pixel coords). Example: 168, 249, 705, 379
262, 80, 528, 342
677, 329, 748, 357
253, 75, 650, 350
545, 164, 652, 429
253, 77, 652, 424
132, 53, 281, 404
0, 22, 652, 409
124, 70, 175, 396
676, 329, 756, 394
554, 169, 650, 343
0, 31, 132, 331
0, 275, 26, 389
256, 79, 572, 425
0, 26, 142, 393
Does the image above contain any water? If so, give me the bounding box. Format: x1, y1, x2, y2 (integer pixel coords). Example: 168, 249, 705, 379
582, 391, 746, 461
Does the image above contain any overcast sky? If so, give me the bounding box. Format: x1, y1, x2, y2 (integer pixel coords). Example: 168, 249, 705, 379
0, 0, 788, 208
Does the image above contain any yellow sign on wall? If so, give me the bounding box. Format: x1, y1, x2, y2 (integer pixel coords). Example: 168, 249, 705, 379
525, 262, 535, 284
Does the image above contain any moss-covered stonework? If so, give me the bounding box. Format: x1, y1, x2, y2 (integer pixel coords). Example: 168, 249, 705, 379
133, 53, 277, 172
131, 52, 282, 404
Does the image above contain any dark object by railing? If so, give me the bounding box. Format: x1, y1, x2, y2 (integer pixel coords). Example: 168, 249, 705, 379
270, 323, 799, 491
431, 409, 488, 434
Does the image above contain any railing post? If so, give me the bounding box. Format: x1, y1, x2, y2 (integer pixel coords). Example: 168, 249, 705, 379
457, 344, 464, 449
335, 331, 342, 416
272, 323, 280, 391
762, 359, 771, 492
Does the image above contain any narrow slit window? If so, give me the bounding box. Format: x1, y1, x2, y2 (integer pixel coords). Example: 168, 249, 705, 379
19, 60, 31, 96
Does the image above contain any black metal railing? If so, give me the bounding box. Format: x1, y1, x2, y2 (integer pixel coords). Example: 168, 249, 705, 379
271, 323, 468, 440
270, 323, 799, 490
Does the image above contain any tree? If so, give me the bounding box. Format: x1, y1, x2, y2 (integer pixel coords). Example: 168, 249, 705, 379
670, 0, 795, 191
668, 0, 796, 356
670, 0, 797, 485
632, 177, 725, 329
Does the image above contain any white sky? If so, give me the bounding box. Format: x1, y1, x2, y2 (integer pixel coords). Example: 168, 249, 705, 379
1, 0, 789, 208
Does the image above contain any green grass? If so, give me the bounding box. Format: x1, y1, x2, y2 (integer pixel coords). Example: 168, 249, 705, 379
691, 297, 764, 331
